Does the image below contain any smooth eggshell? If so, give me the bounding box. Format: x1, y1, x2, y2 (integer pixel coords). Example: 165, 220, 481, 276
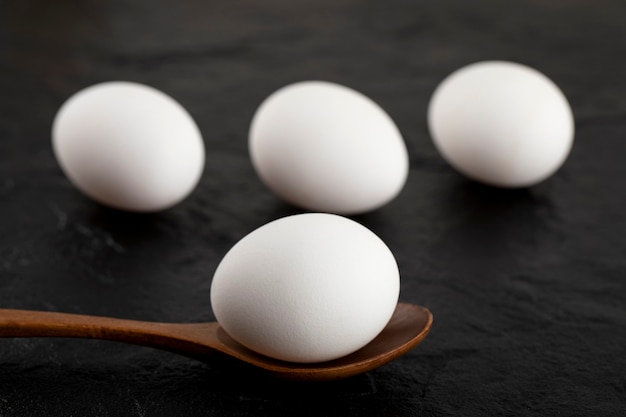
210, 213, 400, 363
52, 81, 205, 212
427, 61, 574, 187
249, 81, 409, 214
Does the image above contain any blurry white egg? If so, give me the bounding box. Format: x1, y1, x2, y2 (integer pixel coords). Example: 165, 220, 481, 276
427, 61, 574, 187
52, 81, 205, 212
249, 81, 409, 214
210, 213, 400, 363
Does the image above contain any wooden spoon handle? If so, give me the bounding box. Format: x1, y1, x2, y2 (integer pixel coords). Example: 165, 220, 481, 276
0, 309, 223, 361
0, 309, 199, 351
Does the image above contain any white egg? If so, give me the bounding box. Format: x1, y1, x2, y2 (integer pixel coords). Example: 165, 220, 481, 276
427, 61, 574, 187
210, 213, 400, 363
52, 81, 205, 212
249, 81, 409, 215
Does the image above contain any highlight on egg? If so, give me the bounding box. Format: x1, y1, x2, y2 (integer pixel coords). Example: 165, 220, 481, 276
249, 81, 409, 215
210, 213, 401, 363
427, 61, 575, 188
52, 81, 205, 212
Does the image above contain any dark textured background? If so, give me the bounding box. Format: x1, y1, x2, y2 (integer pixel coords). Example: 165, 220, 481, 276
1, 1, 625, 416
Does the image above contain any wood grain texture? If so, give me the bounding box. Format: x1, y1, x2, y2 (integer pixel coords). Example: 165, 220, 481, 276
0, 303, 433, 381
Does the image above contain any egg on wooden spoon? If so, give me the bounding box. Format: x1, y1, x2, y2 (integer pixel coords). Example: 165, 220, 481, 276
210, 213, 401, 363
52, 81, 205, 212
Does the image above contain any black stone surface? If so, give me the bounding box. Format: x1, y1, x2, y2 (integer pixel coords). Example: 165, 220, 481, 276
1, 1, 625, 416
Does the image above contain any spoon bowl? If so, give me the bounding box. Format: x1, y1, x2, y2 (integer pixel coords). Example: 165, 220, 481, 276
0, 302, 432, 381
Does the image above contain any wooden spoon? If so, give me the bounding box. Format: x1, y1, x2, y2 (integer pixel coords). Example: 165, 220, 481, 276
0, 302, 432, 381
